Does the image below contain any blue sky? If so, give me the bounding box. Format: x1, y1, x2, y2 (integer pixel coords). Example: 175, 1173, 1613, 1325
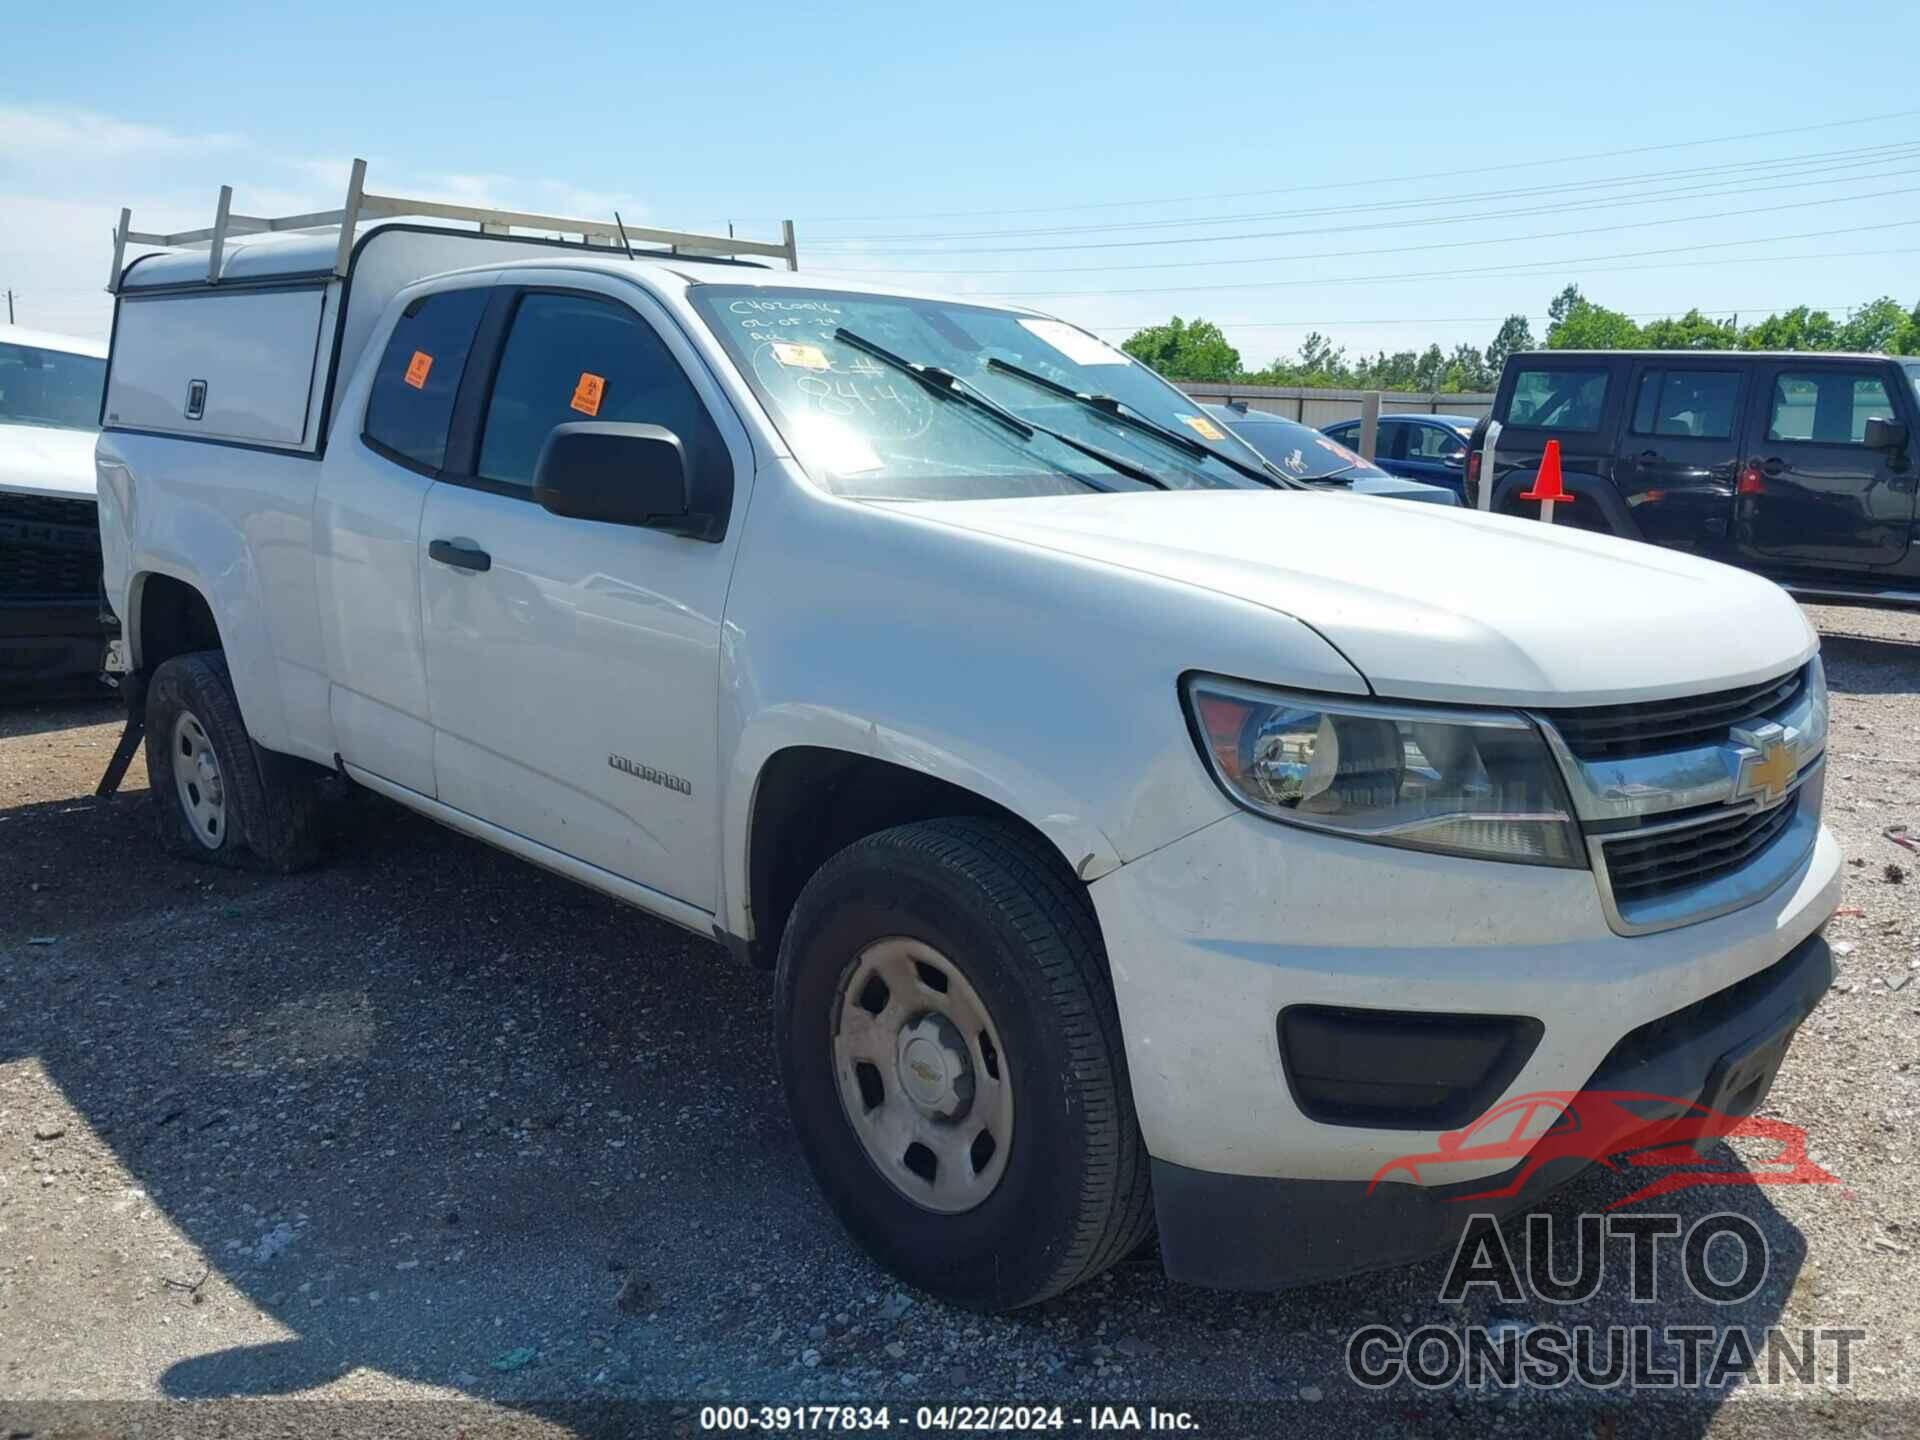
6, 0, 1920, 369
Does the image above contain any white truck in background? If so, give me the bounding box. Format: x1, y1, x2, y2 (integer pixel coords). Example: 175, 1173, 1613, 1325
95, 165, 1839, 1309
1, 327, 110, 692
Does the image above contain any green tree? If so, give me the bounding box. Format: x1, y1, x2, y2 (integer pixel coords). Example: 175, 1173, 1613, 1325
1119, 316, 1242, 381
1898, 302, 1920, 356
1443, 342, 1496, 392
1739, 306, 1840, 351
1837, 297, 1909, 353
1546, 285, 1584, 328
1546, 298, 1641, 350
1638, 309, 1738, 350
1484, 314, 1535, 373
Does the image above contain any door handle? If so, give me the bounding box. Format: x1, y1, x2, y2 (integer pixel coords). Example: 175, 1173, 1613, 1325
428, 539, 491, 573
1760, 458, 1786, 477
1636, 449, 1661, 463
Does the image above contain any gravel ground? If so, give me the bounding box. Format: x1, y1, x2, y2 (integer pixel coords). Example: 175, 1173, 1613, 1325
0, 603, 1916, 1439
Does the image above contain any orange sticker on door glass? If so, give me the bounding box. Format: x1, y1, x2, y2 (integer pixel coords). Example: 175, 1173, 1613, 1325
404, 351, 433, 389
571, 372, 606, 416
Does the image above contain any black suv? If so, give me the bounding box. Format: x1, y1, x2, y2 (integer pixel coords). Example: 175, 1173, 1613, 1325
1466, 350, 1920, 609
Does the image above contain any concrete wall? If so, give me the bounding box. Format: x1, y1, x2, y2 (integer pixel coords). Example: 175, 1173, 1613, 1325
1173, 381, 1494, 427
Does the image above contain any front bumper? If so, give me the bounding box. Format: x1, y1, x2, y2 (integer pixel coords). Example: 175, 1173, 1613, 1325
1087, 807, 1841, 1289
1150, 932, 1831, 1289
0, 603, 110, 691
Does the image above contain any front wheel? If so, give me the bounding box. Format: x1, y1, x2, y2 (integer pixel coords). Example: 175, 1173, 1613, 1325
774, 817, 1153, 1311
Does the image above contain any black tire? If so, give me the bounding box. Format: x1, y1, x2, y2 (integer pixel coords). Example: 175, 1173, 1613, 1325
774, 817, 1154, 1311
144, 651, 322, 873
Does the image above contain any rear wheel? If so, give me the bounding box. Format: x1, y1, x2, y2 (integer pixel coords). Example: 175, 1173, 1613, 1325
144, 651, 322, 872
774, 817, 1153, 1311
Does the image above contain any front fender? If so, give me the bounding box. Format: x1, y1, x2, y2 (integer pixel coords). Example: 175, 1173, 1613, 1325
713, 460, 1369, 939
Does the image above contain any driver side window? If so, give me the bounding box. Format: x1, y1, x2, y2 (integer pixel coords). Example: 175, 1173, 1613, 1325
477, 291, 728, 500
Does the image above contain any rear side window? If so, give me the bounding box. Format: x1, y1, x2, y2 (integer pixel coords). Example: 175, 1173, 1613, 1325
1506, 367, 1609, 431
478, 292, 726, 493
1630, 369, 1741, 440
1767, 371, 1895, 445
364, 288, 491, 472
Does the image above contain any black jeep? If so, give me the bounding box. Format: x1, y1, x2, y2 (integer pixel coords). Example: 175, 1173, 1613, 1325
1466, 350, 1920, 610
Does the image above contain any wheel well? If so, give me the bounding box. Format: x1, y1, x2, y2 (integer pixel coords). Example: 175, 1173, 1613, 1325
1494, 472, 1638, 538
745, 747, 1079, 968
136, 573, 221, 673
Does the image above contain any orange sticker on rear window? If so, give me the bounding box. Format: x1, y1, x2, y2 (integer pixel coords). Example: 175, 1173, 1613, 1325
571, 372, 606, 416
404, 351, 433, 389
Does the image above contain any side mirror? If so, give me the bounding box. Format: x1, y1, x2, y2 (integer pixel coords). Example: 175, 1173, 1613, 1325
533, 422, 696, 533
1863, 416, 1908, 452
1442, 451, 1467, 468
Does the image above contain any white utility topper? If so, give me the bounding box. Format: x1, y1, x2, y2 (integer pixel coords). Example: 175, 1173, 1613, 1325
95, 163, 1839, 1308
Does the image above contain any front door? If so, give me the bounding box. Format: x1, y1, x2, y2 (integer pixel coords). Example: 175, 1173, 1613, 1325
1736, 363, 1917, 571
1613, 362, 1745, 557
418, 281, 750, 912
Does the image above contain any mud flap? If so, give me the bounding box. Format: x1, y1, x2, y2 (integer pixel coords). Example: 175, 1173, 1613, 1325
95, 671, 147, 799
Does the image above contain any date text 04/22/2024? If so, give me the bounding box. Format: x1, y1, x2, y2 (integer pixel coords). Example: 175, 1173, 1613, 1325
697, 1405, 1201, 1432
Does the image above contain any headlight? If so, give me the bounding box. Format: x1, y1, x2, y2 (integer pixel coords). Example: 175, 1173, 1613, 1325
1183, 676, 1583, 867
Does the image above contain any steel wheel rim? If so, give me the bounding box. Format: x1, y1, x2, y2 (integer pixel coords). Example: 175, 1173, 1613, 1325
171, 708, 227, 849
831, 937, 1014, 1214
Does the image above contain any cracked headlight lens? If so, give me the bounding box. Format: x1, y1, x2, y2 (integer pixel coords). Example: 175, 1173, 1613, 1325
1184, 677, 1583, 867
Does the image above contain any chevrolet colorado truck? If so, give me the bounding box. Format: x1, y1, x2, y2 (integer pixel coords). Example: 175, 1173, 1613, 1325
94, 168, 1840, 1310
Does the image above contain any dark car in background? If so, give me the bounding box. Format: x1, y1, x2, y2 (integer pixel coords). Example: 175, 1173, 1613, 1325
1465, 350, 1920, 610
1321, 412, 1479, 497
1204, 404, 1456, 505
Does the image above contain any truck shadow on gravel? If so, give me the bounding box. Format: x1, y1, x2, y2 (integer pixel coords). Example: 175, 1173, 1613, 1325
0, 783, 1815, 1429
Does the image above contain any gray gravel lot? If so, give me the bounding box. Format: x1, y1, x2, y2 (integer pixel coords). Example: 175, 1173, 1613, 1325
1, 603, 1916, 1438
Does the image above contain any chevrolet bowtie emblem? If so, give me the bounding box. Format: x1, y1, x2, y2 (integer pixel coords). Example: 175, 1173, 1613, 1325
1732, 729, 1798, 806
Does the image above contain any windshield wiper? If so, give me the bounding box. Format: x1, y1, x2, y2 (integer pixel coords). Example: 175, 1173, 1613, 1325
833, 329, 1168, 491
984, 358, 1292, 489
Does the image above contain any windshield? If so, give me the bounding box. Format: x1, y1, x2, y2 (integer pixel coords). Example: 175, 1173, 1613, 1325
1212, 411, 1388, 482
688, 286, 1274, 500
1907, 363, 1920, 403
0, 342, 106, 432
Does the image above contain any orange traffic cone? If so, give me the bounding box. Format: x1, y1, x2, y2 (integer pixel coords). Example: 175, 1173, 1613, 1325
1518, 439, 1573, 523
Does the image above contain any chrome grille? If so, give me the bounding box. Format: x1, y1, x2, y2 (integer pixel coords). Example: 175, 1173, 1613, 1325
1600, 798, 1800, 905
1540, 666, 1807, 762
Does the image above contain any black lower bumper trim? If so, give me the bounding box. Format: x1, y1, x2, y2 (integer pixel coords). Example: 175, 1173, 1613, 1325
1153, 931, 1833, 1291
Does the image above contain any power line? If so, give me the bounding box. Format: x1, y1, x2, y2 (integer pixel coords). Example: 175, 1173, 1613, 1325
811, 167, 1920, 276
809, 172, 1920, 261
1079, 305, 1854, 333
989, 232, 1920, 300
730, 107, 1920, 226
804, 139, 1920, 246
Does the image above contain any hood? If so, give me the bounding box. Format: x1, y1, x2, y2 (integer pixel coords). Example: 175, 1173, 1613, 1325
0, 423, 98, 500
896, 490, 1816, 708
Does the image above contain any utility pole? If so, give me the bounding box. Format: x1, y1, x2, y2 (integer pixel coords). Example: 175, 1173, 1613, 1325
4, 290, 13, 324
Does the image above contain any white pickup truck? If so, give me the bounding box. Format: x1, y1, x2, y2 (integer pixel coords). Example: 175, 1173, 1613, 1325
95, 168, 1840, 1310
